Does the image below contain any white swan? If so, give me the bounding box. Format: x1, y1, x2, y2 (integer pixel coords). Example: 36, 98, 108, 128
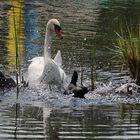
27, 19, 66, 87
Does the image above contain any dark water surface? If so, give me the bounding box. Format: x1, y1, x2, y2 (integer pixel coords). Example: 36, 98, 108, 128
0, 0, 140, 139
0, 103, 140, 139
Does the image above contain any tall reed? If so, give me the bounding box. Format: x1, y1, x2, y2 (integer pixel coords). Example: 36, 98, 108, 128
115, 23, 140, 85
11, 0, 22, 98
90, 47, 96, 90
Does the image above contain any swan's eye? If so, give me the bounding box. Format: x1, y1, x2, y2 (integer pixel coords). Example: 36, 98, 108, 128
54, 24, 61, 32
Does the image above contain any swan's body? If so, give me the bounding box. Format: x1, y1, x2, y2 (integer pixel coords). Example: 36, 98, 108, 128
27, 19, 66, 87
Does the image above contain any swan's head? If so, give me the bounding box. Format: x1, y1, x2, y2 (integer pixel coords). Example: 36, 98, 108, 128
47, 19, 63, 39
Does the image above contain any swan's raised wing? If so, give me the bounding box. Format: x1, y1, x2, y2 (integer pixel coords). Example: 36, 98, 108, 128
53, 50, 62, 67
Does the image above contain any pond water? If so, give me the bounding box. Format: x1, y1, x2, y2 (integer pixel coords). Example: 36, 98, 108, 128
0, 0, 140, 139
0, 103, 140, 139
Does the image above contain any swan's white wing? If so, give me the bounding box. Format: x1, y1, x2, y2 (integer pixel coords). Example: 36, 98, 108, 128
53, 51, 67, 86
58, 66, 67, 87
52, 59, 67, 86
27, 57, 44, 86
28, 57, 42, 62
53, 50, 62, 67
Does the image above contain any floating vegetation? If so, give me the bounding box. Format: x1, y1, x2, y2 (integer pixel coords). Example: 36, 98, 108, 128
114, 23, 140, 85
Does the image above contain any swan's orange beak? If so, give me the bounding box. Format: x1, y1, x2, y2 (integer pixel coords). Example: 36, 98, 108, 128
55, 29, 63, 39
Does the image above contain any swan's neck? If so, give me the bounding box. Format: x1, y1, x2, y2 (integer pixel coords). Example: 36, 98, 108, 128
44, 28, 52, 61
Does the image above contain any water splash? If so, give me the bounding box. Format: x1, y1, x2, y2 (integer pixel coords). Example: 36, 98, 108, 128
1, 81, 140, 109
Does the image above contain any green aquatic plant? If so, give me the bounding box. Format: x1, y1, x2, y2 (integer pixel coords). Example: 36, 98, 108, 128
115, 24, 140, 85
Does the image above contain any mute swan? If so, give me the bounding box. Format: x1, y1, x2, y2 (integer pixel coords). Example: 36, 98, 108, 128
27, 19, 66, 87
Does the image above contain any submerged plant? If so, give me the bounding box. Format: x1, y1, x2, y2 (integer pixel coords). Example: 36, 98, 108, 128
115, 24, 140, 85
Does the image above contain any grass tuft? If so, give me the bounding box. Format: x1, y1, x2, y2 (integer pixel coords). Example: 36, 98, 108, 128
115, 23, 140, 85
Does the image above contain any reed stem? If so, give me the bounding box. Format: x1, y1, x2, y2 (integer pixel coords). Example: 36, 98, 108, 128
11, 0, 22, 98
90, 47, 96, 90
